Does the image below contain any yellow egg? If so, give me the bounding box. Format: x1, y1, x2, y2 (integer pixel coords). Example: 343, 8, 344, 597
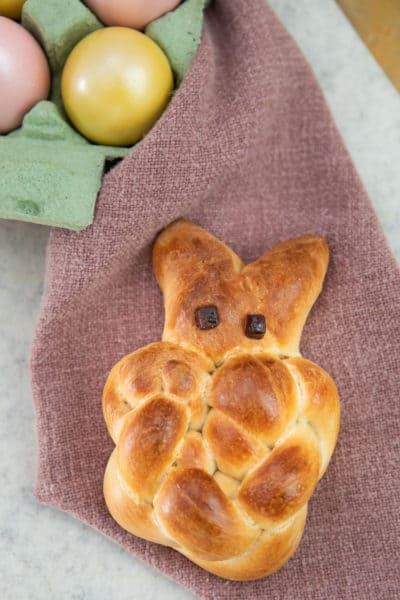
0, 0, 26, 19
61, 27, 174, 146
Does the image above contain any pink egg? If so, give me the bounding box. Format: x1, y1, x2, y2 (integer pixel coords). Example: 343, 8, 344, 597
85, 0, 181, 30
0, 17, 50, 134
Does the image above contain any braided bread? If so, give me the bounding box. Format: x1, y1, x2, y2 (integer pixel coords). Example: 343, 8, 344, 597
103, 220, 340, 580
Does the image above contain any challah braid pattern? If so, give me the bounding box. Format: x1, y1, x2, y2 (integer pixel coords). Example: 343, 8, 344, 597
103, 221, 340, 580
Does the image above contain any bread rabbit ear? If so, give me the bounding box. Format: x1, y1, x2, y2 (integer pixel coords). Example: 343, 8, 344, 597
243, 236, 329, 355
153, 220, 243, 296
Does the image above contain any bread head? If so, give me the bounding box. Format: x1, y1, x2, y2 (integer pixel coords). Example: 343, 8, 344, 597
153, 220, 329, 361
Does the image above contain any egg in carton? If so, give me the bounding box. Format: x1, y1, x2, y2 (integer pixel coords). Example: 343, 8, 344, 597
0, 0, 208, 230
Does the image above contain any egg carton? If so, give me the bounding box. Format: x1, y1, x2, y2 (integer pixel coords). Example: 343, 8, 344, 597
0, 0, 208, 230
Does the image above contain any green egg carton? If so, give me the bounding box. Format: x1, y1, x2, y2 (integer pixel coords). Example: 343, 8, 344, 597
0, 0, 208, 230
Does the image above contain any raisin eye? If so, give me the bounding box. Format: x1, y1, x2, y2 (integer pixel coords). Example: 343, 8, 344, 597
195, 306, 219, 330
245, 314, 266, 339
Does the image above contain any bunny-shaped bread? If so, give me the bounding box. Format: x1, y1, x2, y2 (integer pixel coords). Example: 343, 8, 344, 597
103, 220, 340, 580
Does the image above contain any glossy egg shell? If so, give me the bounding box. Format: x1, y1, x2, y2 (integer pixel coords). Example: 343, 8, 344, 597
0, 16, 50, 134
84, 0, 181, 30
0, 0, 26, 20
61, 27, 174, 146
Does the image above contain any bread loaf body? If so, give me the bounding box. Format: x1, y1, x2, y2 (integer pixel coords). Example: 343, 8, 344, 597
103, 220, 340, 580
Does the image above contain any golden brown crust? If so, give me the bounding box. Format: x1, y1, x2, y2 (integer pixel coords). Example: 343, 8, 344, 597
102, 341, 212, 442
104, 450, 172, 546
102, 220, 340, 581
153, 220, 329, 362
188, 506, 307, 580
203, 409, 265, 479
177, 431, 215, 473
287, 357, 340, 475
242, 236, 329, 355
238, 424, 321, 527
117, 396, 188, 501
209, 354, 298, 445
154, 468, 258, 561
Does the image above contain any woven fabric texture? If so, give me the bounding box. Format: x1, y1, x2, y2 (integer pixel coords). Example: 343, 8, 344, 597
31, 1, 400, 598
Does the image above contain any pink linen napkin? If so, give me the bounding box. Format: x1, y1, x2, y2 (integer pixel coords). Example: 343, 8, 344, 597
31, 0, 400, 597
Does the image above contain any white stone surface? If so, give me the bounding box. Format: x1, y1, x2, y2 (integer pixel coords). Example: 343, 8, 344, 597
0, 1, 399, 599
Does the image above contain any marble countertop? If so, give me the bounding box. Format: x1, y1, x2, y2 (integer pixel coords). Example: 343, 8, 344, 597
1, 1, 399, 599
